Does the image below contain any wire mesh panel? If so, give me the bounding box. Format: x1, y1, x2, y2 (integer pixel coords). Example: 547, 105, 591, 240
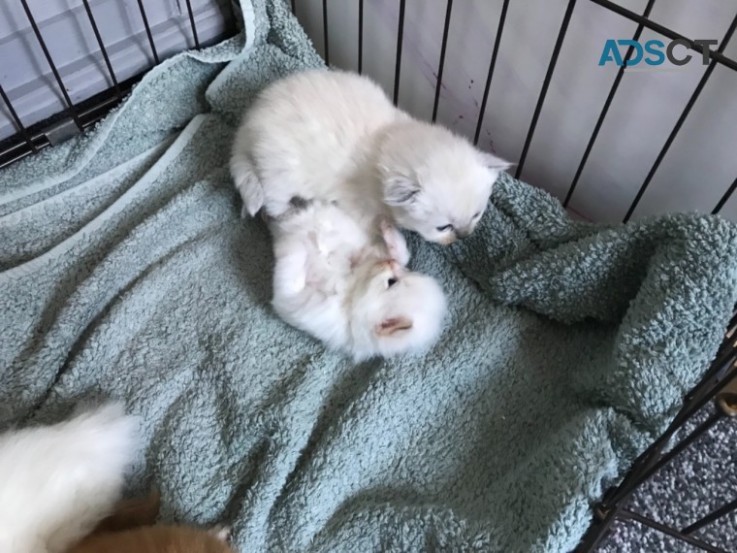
293, 0, 737, 225
0, 0, 234, 167
2, 2, 737, 214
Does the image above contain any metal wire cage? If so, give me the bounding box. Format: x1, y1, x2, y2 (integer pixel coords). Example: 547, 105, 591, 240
0, 0, 236, 168
2, 1, 737, 551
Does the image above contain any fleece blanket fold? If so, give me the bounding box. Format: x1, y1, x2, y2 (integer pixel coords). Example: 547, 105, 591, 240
1, 1, 736, 551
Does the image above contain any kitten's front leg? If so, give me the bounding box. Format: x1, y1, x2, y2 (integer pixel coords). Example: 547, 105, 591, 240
379, 217, 410, 266
230, 153, 264, 218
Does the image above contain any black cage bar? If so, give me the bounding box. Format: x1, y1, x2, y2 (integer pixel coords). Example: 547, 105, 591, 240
564, 0, 656, 208
136, 0, 160, 64
19, 0, 83, 132
81, 0, 121, 99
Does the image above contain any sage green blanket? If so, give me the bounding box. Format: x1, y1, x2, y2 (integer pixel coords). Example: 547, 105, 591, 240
1, 0, 736, 551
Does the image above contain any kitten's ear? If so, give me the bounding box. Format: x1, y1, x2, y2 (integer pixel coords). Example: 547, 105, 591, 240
375, 316, 413, 337
479, 151, 513, 172
383, 175, 421, 206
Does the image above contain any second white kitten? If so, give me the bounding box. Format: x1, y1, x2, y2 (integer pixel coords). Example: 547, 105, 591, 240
270, 198, 447, 361
231, 69, 511, 246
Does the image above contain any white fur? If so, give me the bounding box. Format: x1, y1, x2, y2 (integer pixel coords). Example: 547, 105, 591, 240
230, 68, 511, 245
270, 200, 447, 361
0, 403, 138, 553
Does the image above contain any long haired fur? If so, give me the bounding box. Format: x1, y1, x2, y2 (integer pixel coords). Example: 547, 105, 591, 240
270, 199, 447, 361
230, 68, 511, 245
0, 403, 137, 553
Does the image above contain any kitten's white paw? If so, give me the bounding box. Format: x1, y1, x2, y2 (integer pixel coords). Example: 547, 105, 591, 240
209, 525, 230, 542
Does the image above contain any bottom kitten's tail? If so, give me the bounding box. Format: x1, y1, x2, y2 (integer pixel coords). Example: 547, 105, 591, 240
0, 403, 138, 553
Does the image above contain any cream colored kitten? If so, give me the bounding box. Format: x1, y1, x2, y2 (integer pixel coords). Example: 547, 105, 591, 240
231, 69, 510, 245
0, 404, 136, 553
270, 198, 446, 361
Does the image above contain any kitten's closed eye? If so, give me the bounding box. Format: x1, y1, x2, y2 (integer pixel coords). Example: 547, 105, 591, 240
436, 224, 454, 232
473, 212, 481, 219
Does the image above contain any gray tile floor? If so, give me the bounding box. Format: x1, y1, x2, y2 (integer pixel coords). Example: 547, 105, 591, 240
597, 405, 737, 552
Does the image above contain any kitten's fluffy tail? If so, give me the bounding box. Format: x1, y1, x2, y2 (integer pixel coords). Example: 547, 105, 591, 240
230, 150, 264, 218
0, 403, 138, 553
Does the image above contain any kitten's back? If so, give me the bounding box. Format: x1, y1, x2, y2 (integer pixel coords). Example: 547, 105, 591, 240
233, 69, 403, 216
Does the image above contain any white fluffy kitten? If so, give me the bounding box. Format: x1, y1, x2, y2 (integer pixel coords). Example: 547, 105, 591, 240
270, 198, 447, 361
231, 68, 511, 245
0, 403, 137, 553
